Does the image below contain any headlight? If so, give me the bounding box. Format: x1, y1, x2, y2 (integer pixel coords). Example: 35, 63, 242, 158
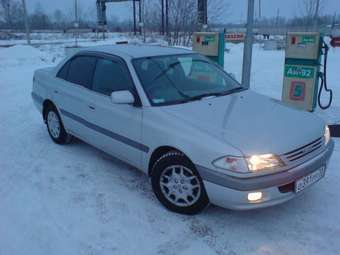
324, 125, 331, 145
246, 154, 283, 172
212, 154, 283, 174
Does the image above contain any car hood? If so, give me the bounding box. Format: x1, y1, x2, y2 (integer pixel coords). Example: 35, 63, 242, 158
160, 90, 325, 156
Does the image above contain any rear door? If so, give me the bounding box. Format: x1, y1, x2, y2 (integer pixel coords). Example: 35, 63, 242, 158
84, 56, 145, 168
53, 55, 97, 140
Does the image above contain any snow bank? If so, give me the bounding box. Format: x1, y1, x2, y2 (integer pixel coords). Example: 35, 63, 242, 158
0, 45, 53, 67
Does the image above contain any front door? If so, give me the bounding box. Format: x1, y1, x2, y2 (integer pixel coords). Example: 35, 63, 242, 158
84, 56, 145, 168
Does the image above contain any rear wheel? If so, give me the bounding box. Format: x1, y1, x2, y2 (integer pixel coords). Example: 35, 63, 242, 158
151, 152, 209, 215
45, 106, 71, 144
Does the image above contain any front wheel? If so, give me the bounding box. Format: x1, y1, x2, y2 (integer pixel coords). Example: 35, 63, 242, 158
151, 152, 209, 215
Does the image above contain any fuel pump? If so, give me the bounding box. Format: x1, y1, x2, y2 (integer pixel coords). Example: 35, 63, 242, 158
282, 32, 333, 111
192, 32, 225, 67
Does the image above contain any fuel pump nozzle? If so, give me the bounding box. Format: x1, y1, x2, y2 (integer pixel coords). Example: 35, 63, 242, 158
317, 40, 333, 110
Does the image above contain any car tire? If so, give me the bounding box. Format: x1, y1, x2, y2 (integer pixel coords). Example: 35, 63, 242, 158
45, 106, 71, 144
151, 151, 209, 215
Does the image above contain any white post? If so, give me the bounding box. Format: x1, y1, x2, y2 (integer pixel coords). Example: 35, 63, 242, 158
242, 0, 255, 88
313, 0, 320, 31
22, 0, 31, 45
258, 0, 262, 19
74, 0, 79, 46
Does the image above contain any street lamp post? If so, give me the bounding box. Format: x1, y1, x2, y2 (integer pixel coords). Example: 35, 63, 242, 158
241, 0, 255, 88
22, 0, 31, 45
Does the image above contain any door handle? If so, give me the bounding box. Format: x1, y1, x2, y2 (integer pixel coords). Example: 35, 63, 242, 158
88, 105, 95, 110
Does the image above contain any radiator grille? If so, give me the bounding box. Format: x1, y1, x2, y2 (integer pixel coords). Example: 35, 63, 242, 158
282, 137, 324, 163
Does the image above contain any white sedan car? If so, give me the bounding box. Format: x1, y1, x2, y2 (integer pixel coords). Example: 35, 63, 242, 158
32, 45, 334, 214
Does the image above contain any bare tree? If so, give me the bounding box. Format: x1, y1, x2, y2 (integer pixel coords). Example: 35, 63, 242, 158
301, 0, 323, 17
139, 0, 230, 45
29, 2, 51, 29
0, 8, 3, 22
141, 0, 162, 32
0, 0, 26, 29
53, 9, 63, 24
1, 0, 12, 27
140, 0, 196, 44
208, 0, 229, 24
168, 0, 230, 45
168, 0, 196, 45
300, 0, 326, 26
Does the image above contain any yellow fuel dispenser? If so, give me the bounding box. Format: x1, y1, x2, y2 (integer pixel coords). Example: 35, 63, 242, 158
282, 32, 333, 111
192, 32, 225, 67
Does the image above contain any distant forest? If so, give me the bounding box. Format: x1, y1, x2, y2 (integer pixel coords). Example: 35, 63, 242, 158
0, 0, 339, 32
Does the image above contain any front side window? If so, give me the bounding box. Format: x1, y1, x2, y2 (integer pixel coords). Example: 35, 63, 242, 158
132, 54, 243, 106
92, 58, 132, 96
67, 56, 97, 88
57, 60, 70, 80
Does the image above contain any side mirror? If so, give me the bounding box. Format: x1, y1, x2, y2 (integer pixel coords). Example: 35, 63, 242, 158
111, 90, 135, 105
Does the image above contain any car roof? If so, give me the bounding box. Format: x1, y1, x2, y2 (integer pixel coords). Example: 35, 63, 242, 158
82, 44, 193, 59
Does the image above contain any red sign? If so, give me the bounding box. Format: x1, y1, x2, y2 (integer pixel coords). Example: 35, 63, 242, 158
330, 37, 340, 47
291, 36, 297, 45
225, 33, 245, 42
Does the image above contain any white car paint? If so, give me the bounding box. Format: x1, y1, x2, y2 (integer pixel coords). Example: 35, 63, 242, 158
32, 45, 334, 210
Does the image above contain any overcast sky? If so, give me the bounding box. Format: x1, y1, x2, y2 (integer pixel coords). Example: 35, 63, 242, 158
26, 0, 340, 23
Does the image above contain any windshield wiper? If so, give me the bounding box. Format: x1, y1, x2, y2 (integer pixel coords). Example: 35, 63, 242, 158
186, 87, 244, 102
223, 86, 244, 95
186, 92, 223, 102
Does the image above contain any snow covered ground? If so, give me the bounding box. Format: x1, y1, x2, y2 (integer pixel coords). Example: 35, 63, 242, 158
0, 36, 340, 255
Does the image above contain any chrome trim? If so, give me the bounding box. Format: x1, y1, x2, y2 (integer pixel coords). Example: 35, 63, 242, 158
280, 137, 325, 167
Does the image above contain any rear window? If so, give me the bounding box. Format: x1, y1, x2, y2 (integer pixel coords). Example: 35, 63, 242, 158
67, 56, 97, 88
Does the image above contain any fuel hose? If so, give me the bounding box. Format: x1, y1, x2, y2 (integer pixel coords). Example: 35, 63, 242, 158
318, 41, 333, 110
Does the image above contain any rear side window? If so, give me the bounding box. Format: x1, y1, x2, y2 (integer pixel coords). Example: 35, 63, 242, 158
92, 58, 133, 95
67, 56, 97, 88
57, 60, 70, 80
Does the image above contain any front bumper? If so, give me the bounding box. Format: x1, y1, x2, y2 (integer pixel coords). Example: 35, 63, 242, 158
196, 140, 334, 210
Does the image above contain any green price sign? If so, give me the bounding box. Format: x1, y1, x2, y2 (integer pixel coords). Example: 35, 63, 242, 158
284, 65, 315, 79
204, 35, 216, 43
301, 36, 316, 44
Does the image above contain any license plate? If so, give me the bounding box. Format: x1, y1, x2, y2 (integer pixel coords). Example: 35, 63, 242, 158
295, 166, 325, 193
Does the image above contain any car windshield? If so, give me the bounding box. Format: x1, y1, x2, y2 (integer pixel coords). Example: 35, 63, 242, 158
132, 54, 243, 106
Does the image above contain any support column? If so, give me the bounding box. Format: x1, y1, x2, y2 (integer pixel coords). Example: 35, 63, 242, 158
139, 0, 142, 35
165, 0, 169, 37
133, 0, 136, 35
197, 0, 208, 31
161, 0, 164, 35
